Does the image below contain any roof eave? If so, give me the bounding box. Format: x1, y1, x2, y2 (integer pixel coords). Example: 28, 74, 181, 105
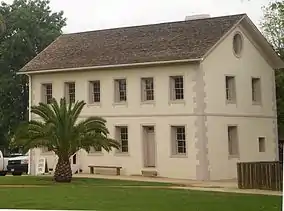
241, 16, 284, 69
17, 58, 203, 75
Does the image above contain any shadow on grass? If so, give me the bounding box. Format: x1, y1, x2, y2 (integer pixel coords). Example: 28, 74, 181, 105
0, 176, 175, 187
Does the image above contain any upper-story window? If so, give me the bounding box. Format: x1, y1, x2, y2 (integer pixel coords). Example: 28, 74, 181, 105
65, 82, 76, 104
251, 77, 261, 104
89, 80, 100, 103
114, 79, 127, 103
141, 77, 154, 102
170, 76, 184, 100
233, 33, 243, 57
225, 76, 236, 103
42, 83, 52, 104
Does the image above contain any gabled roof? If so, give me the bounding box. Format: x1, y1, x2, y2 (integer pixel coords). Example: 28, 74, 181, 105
19, 14, 246, 73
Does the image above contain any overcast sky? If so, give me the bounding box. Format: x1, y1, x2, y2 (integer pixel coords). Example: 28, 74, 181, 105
4, 0, 273, 33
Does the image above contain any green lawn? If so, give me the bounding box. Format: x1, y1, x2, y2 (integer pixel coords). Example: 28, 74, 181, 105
0, 176, 281, 211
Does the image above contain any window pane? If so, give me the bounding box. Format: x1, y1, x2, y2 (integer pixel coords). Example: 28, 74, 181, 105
43, 84, 52, 104
92, 81, 100, 103
252, 78, 260, 102
142, 78, 154, 101
228, 126, 238, 156
174, 126, 186, 154
118, 127, 128, 153
225, 76, 236, 102
117, 79, 127, 101
66, 82, 75, 103
172, 76, 184, 100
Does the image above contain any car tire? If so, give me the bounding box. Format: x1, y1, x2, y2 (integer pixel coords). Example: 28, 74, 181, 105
0, 171, 7, 176
12, 172, 22, 176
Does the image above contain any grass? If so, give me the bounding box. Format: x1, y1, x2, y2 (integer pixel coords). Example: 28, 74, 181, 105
0, 176, 281, 211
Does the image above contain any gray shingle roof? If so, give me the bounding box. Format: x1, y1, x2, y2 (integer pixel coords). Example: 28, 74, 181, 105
20, 14, 245, 72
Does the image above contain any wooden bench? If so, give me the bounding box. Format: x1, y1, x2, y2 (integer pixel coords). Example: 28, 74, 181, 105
88, 165, 122, 175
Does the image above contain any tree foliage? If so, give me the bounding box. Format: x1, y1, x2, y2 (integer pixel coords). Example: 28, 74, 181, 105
261, 1, 284, 136
14, 98, 120, 182
0, 0, 66, 149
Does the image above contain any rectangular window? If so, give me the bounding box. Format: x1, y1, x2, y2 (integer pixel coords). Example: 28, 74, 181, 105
141, 77, 154, 101
89, 80, 100, 103
228, 126, 239, 157
114, 79, 127, 102
65, 82, 76, 104
171, 126, 186, 155
225, 76, 236, 103
170, 76, 184, 100
116, 126, 128, 153
42, 83, 52, 104
258, 137, 266, 152
252, 77, 261, 103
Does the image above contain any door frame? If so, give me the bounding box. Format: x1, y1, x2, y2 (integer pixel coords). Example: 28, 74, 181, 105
140, 124, 157, 168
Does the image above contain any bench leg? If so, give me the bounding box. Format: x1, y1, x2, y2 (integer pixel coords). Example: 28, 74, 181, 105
90, 167, 94, 174
116, 168, 121, 176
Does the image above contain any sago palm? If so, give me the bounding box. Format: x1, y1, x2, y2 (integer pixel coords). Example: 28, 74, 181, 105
14, 98, 120, 183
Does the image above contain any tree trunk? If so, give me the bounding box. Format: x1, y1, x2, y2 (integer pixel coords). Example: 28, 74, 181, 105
54, 157, 72, 183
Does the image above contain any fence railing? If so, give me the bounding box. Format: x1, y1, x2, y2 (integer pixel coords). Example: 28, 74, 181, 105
237, 161, 283, 191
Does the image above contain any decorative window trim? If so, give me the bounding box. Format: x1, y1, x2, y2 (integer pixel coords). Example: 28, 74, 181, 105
232, 32, 244, 58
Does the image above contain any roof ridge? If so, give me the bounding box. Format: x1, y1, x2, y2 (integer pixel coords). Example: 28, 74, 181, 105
63, 13, 246, 36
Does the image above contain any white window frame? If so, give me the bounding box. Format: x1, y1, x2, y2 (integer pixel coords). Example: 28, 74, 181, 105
170, 76, 184, 101
41, 83, 53, 104
114, 79, 127, 103
225, 75, 236, 104
115, 126, 129, 154
64, 82, 76, 104
89, 80, 101, 104
251, 77, 262, 104
228, 125, 239, 158
141, 77, 154, 102
171, 126, 187, 156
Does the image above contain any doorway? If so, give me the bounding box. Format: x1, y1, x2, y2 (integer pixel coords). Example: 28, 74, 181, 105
142, 126, 156, 168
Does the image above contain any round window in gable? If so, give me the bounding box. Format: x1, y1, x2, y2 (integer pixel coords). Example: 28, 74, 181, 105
233, 33, 243, 57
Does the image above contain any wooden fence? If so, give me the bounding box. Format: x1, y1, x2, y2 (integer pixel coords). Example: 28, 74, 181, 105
237, 161, 283, 191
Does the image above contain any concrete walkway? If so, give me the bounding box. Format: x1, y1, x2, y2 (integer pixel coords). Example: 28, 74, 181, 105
73, 173, 282, 196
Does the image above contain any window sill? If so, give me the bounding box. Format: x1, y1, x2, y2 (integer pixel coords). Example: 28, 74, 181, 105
141, 101, 155, 105
88, 152, 104, 156
226, 100, 236, 105
114, 152, 130, 157
169, 100, 185, 105
113, 102, 128, 107
252, 101, 262, 106
87, 103, 101, 107
170, 154, 188, 158
228, 155, 240, 159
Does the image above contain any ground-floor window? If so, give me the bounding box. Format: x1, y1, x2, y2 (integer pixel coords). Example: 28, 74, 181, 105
116, 126, 129, 153
171, 126, 186, 155
228, 125, 239, 157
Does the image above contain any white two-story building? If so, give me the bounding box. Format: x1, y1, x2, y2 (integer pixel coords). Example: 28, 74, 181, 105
19, 14, 284, 180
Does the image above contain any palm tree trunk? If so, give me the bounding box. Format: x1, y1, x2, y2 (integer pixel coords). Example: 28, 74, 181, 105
54, 157, 72, 183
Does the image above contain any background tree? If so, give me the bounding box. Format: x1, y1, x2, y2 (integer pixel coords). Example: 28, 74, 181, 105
0, 0, 66, 151
15, 98, 120, 183
261, 1, 284, 138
